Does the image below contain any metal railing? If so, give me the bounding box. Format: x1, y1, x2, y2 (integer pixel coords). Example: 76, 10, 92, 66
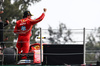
1, 27, 100, 65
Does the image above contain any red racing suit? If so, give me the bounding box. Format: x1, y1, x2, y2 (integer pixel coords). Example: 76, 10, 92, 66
14, 13, 45, 59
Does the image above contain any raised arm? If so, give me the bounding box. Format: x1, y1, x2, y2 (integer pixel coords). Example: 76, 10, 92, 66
30, 8, 47, 25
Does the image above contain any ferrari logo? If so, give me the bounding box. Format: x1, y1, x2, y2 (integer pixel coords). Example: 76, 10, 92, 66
23, 20, 25, 22
21, 19, 25, 22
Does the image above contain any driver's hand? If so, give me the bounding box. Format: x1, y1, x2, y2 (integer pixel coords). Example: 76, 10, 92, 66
43, 8, 47, 12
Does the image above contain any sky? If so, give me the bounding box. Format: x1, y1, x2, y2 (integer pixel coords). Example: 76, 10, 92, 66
28, 0, 100, 29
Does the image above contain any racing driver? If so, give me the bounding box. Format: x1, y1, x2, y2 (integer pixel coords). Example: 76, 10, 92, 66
14, 8, 47, 59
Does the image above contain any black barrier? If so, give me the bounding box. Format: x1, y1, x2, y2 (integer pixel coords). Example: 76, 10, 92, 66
0, 22, 3, 42
97, 61, 100, 66
43, 44, 84, 65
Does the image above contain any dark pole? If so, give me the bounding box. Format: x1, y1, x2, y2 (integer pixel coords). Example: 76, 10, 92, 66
83, 28, 86, 65
0, 22, 4, 49
40, 28, 42, 65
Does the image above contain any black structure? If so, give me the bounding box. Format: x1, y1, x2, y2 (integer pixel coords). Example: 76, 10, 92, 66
43, 44, 84, 65
0, 22, 3, 42
97, 61, 100, 66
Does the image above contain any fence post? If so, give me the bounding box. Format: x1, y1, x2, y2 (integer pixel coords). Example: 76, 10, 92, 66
40, 28, 42, 65
83, 28, 86, 65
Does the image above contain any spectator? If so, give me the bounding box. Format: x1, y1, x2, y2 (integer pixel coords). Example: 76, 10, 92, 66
0, 11, 9, 27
